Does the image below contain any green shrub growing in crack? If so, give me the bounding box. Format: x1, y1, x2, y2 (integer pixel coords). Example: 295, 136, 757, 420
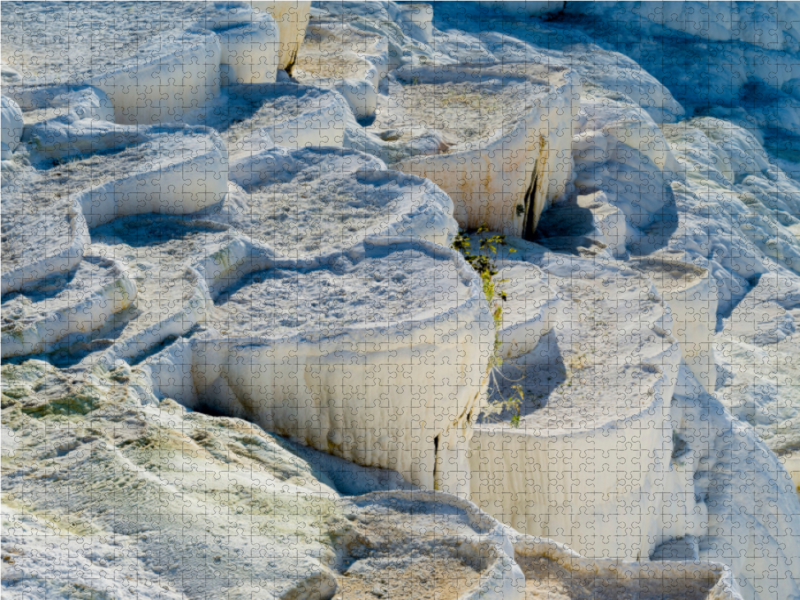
452, 224, 524, 426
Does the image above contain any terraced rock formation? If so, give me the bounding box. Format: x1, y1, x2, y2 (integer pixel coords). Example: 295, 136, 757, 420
2, 2, 800, 600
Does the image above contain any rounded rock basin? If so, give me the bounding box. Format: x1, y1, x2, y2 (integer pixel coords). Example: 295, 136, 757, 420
88, 215, 234, 358
215, 146, 456, 257
1, 255, 135, 357
371, 67, 542, 151
629, 255, 717, 391
169, 238, 493, 489
1, 164, 83, 289
208, 243, 467, 337
330, 491, 521, 600
470, 259, 684, 560
295, 17, 384, 82
204, 83, 349, 154
514, 536, 736, 600
0, 4, 207, 85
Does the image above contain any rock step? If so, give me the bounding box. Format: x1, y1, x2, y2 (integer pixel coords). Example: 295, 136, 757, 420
630, 254, 717, 392
1, 95, 23, 158
470, 255, 694, 560
206, 146, 456, 257
1, 178, 88, 295
514, 535, 742, 600
395, 63, 577, 238
71, 125, 228, 228
87, 215, 235, 363
208, 83, 351, 154
491, 260, 557, 360
143, 237, 494, 490
1, 255, 135, 358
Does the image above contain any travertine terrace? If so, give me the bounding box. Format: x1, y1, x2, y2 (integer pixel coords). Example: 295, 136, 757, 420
2, 2, 799, 600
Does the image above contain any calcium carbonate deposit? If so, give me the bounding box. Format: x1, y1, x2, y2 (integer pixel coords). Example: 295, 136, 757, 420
210, 248, 465, 336
2, 2, 800, 600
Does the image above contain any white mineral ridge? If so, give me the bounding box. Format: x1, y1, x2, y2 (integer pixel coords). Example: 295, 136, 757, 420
389, 3, 435, 44
471, 253, 687, 561
1, 95, 23, 158
88, 216, 237, 363
1, 173, 88, 296
22, 118, 150, 162
86, 29, 222, 125
250, 1, 312, 71
490, 261, 557, 360
672, 365, 800, 600
630, 254, 718, 392
0, 360, 532, 600
715, 270, 800, 493
395, 64, 577, 236
2, 3, 800, 598
213, 82, 352, 152
575, 191, 633, 258
294, 14, 386, 118
1, 256, 136, 358
143, 237, 494, 491
6, 84, 114, 125
572, 94, 680, 230
75, 125, 228, 228
197, 2, 281, 85
625, 2, 800, 51
4, 363, 498, 600
217, 146, 457, 255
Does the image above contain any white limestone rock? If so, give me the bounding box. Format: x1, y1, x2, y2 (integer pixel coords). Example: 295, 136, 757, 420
714, 270, 800, 494
491, 261, 557, 360
576, 191, 633, 258
1, 95, 24, 159
0, 359, 535, 600
1, 64, 23, 85
0, 3, 208, 86
395, 64, 577, 237
86, 29, 222, 125
6, 84, 114, 125
0, 362, 347, 600
391, 3, 435, 44
250, 1, 312, 72
533, 191, 634, 259
513, 535, 744, 599
471, 253, 690, 561
211, 146, 457, 255
294, 14, 387, 119
572, 93, 680, 230
563, 47, 686, 124
1, 165, 88, 295
333, 491, 524, 599
144, 237, 494, 491
672, 365, 800, 600
197, 2, 281, 85
204, 82, 351, 153
22, 118, 150, 163
312, 1, 444, 69
630, 254, 718, 392
74, 125, 228, 228
1, 256, 136, 358
88, 215, 236, 363
626, 2, 800, 51
428, 5, 685, 123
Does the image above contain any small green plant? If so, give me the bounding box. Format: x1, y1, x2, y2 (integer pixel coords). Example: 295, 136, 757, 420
452, 224, 523, 424
508, 385, 523, 428
452, 224, 510, 362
